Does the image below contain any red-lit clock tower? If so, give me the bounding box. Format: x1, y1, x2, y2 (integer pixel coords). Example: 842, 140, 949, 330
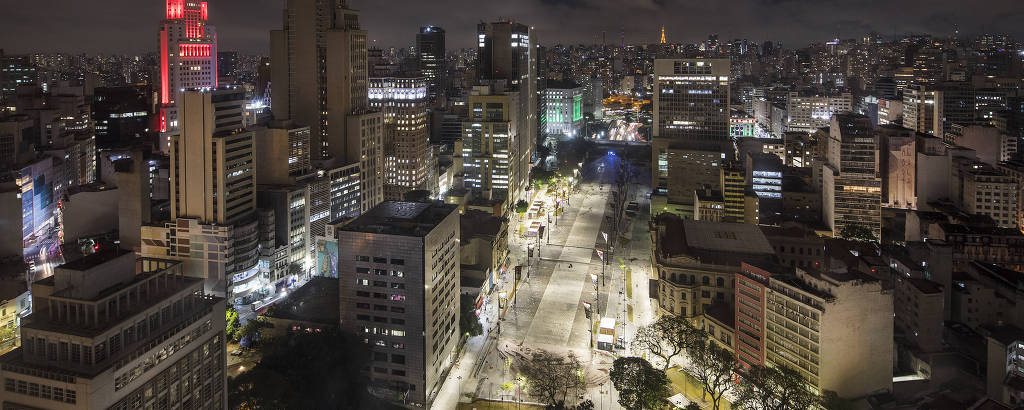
158, 0, 217, 152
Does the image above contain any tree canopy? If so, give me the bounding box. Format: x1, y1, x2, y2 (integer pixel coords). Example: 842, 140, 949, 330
609, 356, 670, 410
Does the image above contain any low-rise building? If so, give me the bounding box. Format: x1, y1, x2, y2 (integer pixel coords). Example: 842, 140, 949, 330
651, 215, 776, 319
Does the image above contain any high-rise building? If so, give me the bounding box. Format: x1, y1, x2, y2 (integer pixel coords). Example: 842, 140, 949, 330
736, 262, 893, 397
823, 113, 882, 239
170, 89, 254, 225
651, 59, 731, 215
952, 158, 1019, 229
476, 21, 536, 205
416, 26, 445, 106
543, 80, 584, 137
0, 52, 36, 111
338, 201, 460, 407
143, 88, 260, 302
0, 250, 227, 409
369, 76, 431, 199
217, 51, 238, 79
157, 0, 218, 150
270, 0, 383, 213
785, 91, 852, 135
461, 86, 519, 202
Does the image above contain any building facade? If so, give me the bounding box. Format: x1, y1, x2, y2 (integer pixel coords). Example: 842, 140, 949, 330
0, 251, 226, 409
157, 0, 218, 150
337, 202, 460, 407
368, 76, 431, 199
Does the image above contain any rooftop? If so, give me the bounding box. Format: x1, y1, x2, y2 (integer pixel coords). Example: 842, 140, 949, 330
905, 277, 943, 294
59, 249, 132, 271
655, 214, 776, 267
340, 201, 458, 237
265, 277, 339, 325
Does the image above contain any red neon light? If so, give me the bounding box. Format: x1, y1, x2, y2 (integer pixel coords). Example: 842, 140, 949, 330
179, 44, 211, 58
160, 29, 169, 104
201, 2, 208, 20
166, 0, 183, 19
159, 109, 167, 132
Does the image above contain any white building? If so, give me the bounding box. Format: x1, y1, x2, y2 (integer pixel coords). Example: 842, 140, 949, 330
543, 81, 584, 138
786, 92, 852, 135
157, 0, 218, 152
0, 250, 227, 409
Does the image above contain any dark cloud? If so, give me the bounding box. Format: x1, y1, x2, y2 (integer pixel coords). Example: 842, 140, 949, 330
0, 0, 1021, 55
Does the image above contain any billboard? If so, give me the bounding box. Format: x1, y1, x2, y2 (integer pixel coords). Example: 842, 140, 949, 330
316, 238, 338, 278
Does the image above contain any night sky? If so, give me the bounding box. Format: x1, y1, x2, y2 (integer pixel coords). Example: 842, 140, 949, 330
2, 0, 1023, 55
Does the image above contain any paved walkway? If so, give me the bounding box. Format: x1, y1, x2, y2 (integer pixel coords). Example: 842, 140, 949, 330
524, 186, 608, 348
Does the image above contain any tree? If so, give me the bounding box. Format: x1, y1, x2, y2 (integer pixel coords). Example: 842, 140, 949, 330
518, 350, 586, 408
515, 199, 529, 215
609, 357, 670, 410
459, 294, 483, 337
839, 224, 875, 242
228, 328, 389, 409
685, 338, 736, 410
821, 391, 855, 410
225, 307, 240, 341
631, 315, 701, 371
733, 365, 820, 410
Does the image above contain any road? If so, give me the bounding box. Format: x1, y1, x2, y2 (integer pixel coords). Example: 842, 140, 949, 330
432, 151, 657, 409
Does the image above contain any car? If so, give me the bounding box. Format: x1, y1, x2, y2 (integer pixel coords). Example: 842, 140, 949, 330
230, 349, 243, 356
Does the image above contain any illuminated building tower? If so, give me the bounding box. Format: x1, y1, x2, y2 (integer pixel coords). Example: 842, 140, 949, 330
416, 26, 445, 106
476, 21, 536, 207
660, 26, 666, 44
543, 80, 584, 137
368, 76, 431, 200
157, 0, 218, 152
651, 58, 731, 217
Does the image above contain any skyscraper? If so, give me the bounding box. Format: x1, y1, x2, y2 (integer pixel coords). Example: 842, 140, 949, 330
270, 0, 383, 214
157, 0, 218, 151
338, 201, 460, 407
142, 89, 261, 302
461, 86, 519, 200
475, 21, 536, 206
823, 113, 882, 239
369, 76, 430, 200
651, 58, 731, 216
416, 26, 445, 105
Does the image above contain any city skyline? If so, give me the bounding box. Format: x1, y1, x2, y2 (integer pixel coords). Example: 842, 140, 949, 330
2, 0, 1023, 54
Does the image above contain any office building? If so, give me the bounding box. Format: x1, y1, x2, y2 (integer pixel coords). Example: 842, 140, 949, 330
217, 51, 238, 79
823, 113, 882, 240
651, 59, 731, 215
461, 85, 520, 205
270, 0, 384, 213
543, 80, 584, 138
253, 120, 311, 185
735, 262, 893, 398
476, 21, 536, 205
416, 26, 445, 105
785, 92, 852, 135
719, 163, 747, 223
92, 87, 150, 149
338, 201, 460, 407
368, 76, 431, 199
903, 85, 942, 138
157, 0, 218, 150
0, 53, 36, 110
170, 89, 254, 225
947, 124, 1016, 166
143, 89, 260, 302
0, 250, 227, 409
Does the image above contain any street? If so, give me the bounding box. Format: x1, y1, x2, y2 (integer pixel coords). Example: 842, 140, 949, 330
433, 149, 657, 409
